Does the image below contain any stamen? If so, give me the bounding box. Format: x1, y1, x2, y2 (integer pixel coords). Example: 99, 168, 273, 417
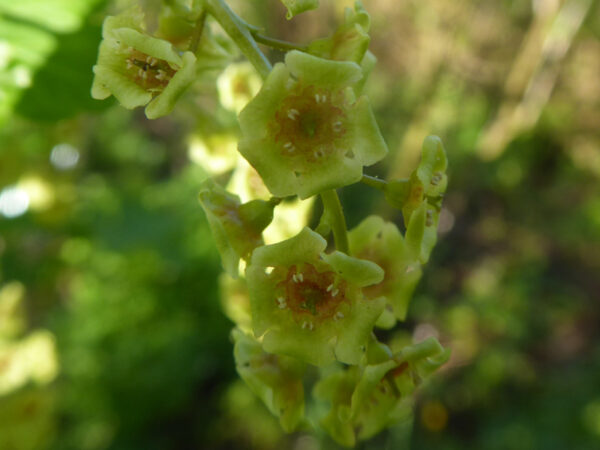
138, 68, 144, 77
292, 274, 299, 283
126, 60, 134, 69
334, 311, 344, 321
326, 284, 334, 292
283, 142, 295, 152
277, 297, 287, 309
297, 273, 303, 282
301, 321, 314, 331
314, 94, 326, 103
333, 121, 343, 132
331, 289, 339, 297
287, 109, 299, 120
426, 210, 434, 226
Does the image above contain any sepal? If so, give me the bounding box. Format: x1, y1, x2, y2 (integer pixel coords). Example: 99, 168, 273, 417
280, 0, 319, 19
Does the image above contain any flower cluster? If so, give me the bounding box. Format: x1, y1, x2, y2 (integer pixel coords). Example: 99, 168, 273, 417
91, 0, 450, 446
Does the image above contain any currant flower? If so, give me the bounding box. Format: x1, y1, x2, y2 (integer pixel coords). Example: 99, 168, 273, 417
246, 227, 385, 366
308, 1, 371, 64
280, 0, 319, 19
349, 216, 422, 328
217, 62, 262, 113
198, 180, 276, 277
232, 329, 305, 432
91, 7, 197, 119
314, 337, 450, 446
238, 50, 388, 199
385, 135, 448, 263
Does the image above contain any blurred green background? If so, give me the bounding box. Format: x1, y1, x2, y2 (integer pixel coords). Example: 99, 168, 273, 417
1, 0, 599, 449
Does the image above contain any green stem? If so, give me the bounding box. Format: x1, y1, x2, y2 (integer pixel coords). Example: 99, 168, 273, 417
361, 174, 387, 191
251, 32, 307, 52
188, 9, 207, 53
205, 0, 272, 80
320, 189, 349, 254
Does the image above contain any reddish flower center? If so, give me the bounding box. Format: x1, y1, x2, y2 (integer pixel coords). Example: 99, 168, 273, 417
270, 84, 348, 163
126, 49, 176, 91
274, 263, 348, 326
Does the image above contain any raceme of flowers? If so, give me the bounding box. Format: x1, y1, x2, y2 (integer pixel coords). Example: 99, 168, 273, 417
90, 0, 450, 446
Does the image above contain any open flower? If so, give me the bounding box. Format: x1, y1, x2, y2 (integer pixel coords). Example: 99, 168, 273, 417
349, 216, 422, 327
232, 329, 305, 432
91, 7, 197, 119
238, 50, 387, 199
246, 227, 385, 366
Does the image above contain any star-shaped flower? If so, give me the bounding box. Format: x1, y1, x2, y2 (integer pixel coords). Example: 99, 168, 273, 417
91, 7, 197, 119
246, 227, 385, 366
238, 50, 387, 199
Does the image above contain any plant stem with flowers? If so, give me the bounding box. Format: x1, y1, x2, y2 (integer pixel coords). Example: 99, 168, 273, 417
91, 0, 451, 445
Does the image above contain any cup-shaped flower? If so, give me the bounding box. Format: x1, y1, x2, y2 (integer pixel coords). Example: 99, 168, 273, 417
308, 1, 371, 64
91, 7, 197, 119
199, 180, 276, 277
238, 50, 388, 199
349, 216, 422, 327
232, 329, 305, 432
281, 0, 319, 19
314, 337, 449, 446
246, 227, 385, 366
385, 136, 448, 263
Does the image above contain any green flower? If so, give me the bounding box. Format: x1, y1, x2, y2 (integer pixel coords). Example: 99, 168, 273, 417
91, 7, 197, 119
280, 0, 319, 19
349, 216, 422, 327
232, 329, 305, 432
238, 50, 388, 199
314, 338, 450, 446
385, 136, 448, 263
246, 227, 385, 366
199, 180, 276, 277
308, 1, 371, 64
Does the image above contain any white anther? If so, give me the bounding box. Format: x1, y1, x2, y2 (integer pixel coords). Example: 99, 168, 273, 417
405, 266, 415, 274
315, 94, 326, 103
331, 289, 339, 297
278, 301, 287, 309
283, 142, 295, 152
156, 70, 165, 80
333, 121, 343, 132
302, 321, 314, 331
138, 68, 144, 77
292, 274, 299, 283
297, 273, 303, 282
334, 311, 345, 320
126, 60, 134, 69
287, 109, 299, 120
326, 284, 334, 292
141, 71, 147, 80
